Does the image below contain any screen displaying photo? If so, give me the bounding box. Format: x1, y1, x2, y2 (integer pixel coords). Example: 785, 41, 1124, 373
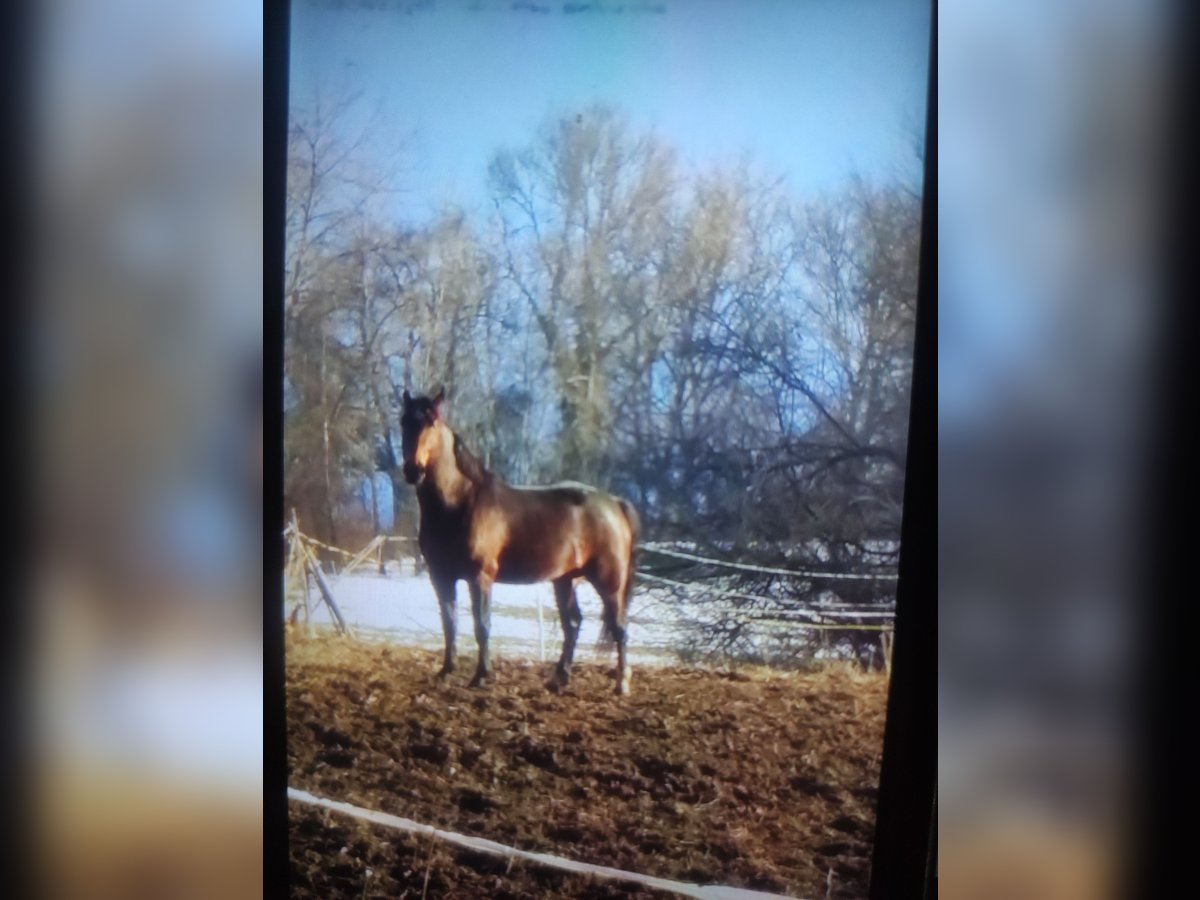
282, 3, 931, 897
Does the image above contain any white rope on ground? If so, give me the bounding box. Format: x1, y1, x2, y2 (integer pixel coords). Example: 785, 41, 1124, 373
288, 788, 801, 900
640, 545, 898, 582
637, 573, 893, 631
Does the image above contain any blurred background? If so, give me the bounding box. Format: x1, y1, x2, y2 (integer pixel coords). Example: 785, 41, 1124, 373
939, 1, 1164, 898
31, 0, 264, 897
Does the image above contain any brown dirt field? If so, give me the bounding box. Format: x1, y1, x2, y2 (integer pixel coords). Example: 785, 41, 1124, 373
287, 635, 888, 899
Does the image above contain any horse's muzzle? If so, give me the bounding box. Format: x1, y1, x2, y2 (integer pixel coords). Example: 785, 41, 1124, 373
402, 462, 424, 484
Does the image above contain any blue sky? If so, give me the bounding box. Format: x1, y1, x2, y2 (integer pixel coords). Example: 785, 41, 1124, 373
289, 0, 931, 222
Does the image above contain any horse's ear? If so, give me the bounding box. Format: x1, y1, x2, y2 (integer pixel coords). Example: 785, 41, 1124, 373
432, 385, 446, 416
401, 388, 412, 406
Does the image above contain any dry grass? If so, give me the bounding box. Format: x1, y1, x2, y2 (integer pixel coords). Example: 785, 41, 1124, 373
287, 635, 888, 898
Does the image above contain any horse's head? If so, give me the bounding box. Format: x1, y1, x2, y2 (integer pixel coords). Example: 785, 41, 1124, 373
399, 386, 445, 484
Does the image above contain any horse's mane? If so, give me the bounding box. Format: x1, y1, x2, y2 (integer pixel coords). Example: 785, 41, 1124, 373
452, 432, 494, 485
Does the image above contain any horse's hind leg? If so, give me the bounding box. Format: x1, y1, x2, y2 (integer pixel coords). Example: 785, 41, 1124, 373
599, 599, 631, 696
587, 552, 632, 696
551, 577, 582, 688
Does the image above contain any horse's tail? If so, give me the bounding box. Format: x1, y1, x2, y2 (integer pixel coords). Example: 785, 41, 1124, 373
617, 497, 640, 616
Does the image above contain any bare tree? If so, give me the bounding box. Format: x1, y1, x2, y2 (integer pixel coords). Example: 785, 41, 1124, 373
284, 91, 400, 544
489, 105, 678, 483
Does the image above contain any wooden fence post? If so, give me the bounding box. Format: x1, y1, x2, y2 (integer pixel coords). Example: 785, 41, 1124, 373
304, 545, 350, 636
288, 523, 351, 638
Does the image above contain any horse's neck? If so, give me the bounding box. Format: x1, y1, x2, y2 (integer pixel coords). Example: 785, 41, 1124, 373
419, 429, 476, 510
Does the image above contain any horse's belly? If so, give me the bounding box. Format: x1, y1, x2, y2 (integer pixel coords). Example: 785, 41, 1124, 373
495, 544, 580, 584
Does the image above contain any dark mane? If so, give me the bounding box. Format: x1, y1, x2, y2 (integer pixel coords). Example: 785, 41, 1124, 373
453, 432, 494, 485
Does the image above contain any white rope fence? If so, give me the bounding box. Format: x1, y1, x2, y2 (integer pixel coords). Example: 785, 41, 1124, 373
284, 526, 413, 561
286, 528, 895, 584
284, 525, 897, 630
637, 572, 894, 632
639, 544, 898, 582
288, 787, 800, 900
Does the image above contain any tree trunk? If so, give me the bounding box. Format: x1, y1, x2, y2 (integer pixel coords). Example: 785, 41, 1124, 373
369, 472, 380, 535
389, 472, 405, 537
322, 415, 337, 546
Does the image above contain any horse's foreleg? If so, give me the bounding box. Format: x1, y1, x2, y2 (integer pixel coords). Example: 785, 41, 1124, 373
432, 575, 457, 679
551, 578, 582, 688
467, 575, 493, 687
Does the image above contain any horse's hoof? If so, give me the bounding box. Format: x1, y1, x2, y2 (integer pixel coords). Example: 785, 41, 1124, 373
435, 666, 454, 682
468, 672, 490, 688
546, 670, 569, 692
615, 669, 632, 696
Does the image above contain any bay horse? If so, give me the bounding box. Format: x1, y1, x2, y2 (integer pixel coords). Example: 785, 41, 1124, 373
398, 388, 640, 695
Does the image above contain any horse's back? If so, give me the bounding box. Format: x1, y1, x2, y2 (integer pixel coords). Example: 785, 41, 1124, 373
484, 481, 634, 584
507, 480, 594, 506
507, 482, 629, 537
